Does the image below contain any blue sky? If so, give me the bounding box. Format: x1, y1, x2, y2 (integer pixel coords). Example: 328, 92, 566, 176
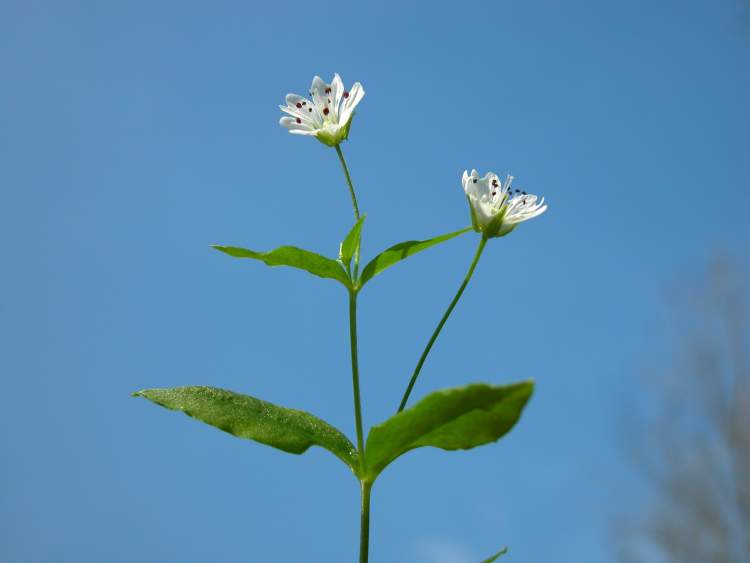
1, 1, 748, 562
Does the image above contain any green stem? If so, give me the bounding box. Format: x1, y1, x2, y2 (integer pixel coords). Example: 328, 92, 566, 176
359, 480, 372, 563
348, 289, 369, 562
397, 236, 488, 412
338, 148, 367, 561
335, 144, 361, 221
348, 290, 366, 468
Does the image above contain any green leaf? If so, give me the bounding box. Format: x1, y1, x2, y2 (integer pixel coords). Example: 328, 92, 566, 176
133, 386, 359, 474
481, 547, 508, 562
213, 245, 350, 287
359, 227, 472, 287
339, 215, 366, 268
365, 381, 534, 479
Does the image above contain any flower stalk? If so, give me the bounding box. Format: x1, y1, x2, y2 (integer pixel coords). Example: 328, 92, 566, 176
397, 235, 488, 412
336, 144, 361, 221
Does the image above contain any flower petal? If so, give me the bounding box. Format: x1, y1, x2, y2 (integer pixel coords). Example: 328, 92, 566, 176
310, 75, 331, 116
285, 93, 309, 107
279, 105, 320, 129
339, 82, 364, 125
289, 129, 318, 136
330, 73, 344, 120
280, 116, 315, 133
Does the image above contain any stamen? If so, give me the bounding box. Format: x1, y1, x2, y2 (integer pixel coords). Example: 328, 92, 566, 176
323, 107, 330, 116
296, 102, 302, 108
473, 179, 477, 184
296, 118, 301, 124
325, 87, 332, 94
343, 91, 350, 98
308, 108, 312, 112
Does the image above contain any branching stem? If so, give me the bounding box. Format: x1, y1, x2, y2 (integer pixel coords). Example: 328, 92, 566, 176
397, 236, 488, 412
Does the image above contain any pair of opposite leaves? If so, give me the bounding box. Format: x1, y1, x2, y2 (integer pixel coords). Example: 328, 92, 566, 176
134, 217, 533, 483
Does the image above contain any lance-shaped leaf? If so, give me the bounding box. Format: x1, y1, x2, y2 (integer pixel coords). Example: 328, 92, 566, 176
365, 381, 534, 479
481, 547, 508, 562
358, 227, 472, 287
133, 386, 359, 474
339, 215, 366, 269
213, 245, 350, 287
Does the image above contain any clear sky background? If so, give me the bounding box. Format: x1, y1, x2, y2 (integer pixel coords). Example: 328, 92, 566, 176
1, 1, 749, 562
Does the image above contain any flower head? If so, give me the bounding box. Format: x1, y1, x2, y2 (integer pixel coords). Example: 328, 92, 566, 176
462, 169, 547, 238
279, 73, 365, 147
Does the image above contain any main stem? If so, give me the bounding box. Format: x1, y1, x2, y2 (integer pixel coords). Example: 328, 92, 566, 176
359, 480, 372, 563
348, 291, 365, 464
397, 236, 488, 412
335, 144, 361, 220
348, 290, 370, 562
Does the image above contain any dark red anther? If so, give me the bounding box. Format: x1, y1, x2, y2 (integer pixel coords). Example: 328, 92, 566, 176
296, 118, 302, 124
296, 102, 302, 108
323, 107, 330, 116
343, 91, 350, 98
325, 87, 331, 94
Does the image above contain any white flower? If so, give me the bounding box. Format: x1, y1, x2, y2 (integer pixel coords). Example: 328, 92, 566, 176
279, 73, 365, 147
462, 169, 547, 238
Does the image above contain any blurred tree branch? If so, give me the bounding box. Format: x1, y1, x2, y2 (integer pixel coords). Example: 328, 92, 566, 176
617, 255, 750, 563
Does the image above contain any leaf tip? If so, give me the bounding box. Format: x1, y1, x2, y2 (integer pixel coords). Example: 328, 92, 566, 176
482, 546, 509, 562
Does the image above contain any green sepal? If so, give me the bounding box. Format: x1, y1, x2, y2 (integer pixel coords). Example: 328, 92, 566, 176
466, 200, 517, 239
481, 207, 509, 239
213, 244, 351, 288
133, 386, 360, 475
466, 195, 482, 234
315, 113, 355, 147
364, 381, 534, 480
